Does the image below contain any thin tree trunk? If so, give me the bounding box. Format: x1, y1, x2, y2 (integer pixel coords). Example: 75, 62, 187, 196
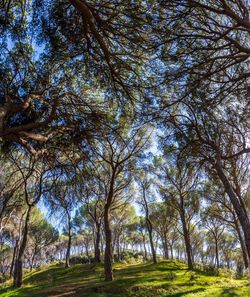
94, 223, 101, 262
142, 184, 157, 264
117, 235, 120, 261
103, 169, 116, 281
10, 239, 18, 278
180, 210, 193, 270
163, 234, 169, 259
215, 239, 219, 270
84, 241, 90, 259
170, 244, 174, 259
104, 203, 113, 281
142, 235, 147, 260
65, 213, 72, 268
30, 247, 37, 272
13, 206, 32, 288
146, 219, 157, 263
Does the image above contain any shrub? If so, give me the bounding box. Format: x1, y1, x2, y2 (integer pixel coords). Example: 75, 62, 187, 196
218, 268, 234, 279
69, 256, 94, 265
0, 275, 6, 284
134, 252, 144, 259
189, 272, 199, 281
203, 264, 218, 276
235, 263, 244, 279
118, 251, 144, 264
243, 270, 250, 280
166, 272, 177, 281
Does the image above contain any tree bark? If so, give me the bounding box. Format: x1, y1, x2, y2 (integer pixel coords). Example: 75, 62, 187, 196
215, 165, 250, 263
104, 203, 113, 281
10, 239, 18, 278
142, 235, 148, 260
84, 241, 90, 260
13, 206, 32, 288
180, 210, 193, 270
170, 244, 174, 259
65, 213, 72, 268
162, 234, 169, 259
30, 246, 37, 272
116, 235, 120, 261
94, 223, 101, 262
146, 218, 157, 263
142, 184, 157, 264
234, 219, 249, 269
214, 238, 219, 270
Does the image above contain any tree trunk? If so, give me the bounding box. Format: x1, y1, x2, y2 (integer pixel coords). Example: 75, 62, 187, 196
216, 165, 250, 263
65, 213, 72, 268
10, 239, 18, 278
170, 244, 174, 259
30, 247, 37, 272
234, 219, 249, 269
180, 210, 193, 270
13, 206, 32, 288
146, 219, 157, 263
116, 235, 120, 261
101, 233, 104, 257
94, 223, 101, 262
142, 235, 148, 260
104, 203, 113, 281
163, 234, 169, 259
215, 239, 219, 270
142, 185, 157, 264
84, 241, 90, 259
103, 169, 116, 281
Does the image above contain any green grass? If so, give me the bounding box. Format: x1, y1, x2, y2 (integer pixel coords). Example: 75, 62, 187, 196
0, 260, 250, 297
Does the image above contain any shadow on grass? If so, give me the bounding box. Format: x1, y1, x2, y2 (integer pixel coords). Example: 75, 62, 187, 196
25, 263, 100, 284
0, 284, 48, 297
169, 288, 205, 297
220, 288, 238, 297
1, 261, 245, 297
115, 261, 186, 277
0, 264, 103, 297
0, 286, 12, 295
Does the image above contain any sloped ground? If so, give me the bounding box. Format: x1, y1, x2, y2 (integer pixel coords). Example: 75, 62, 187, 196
0, 260, 250, 297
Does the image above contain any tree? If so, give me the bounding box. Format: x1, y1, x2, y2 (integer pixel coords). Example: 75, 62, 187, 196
86, 120, 150, 281
137, 173, 157, 264
74, 170, 105, 263
220, 233, 238, 269
160, 0, 249, 106
27, 208, 58, 271
0, 155, 25, 226
155, 0, 250, 267
150, 201, 177, 259
202, 205, 225, 270
157, 155, 200, 270
74, 198, 104, 263
111, 203, 137, 261
34, 0, 152, 96
159, 101, 250, 264
0, 0, 154, 154
203, 181, 249, 269
11, 155, 55, 288
136, 217, 149, 260
45, 183, 76, 268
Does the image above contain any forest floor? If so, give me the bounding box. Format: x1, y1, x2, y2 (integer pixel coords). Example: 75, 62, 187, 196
0, 260, 250, 297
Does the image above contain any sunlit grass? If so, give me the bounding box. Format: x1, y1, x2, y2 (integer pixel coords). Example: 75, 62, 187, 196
0, 260, 250, 296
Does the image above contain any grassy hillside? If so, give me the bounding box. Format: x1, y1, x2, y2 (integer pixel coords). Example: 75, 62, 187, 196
0, 260, 250, 297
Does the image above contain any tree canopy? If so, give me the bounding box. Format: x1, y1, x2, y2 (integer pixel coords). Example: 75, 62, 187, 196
0, 0, 249, 293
